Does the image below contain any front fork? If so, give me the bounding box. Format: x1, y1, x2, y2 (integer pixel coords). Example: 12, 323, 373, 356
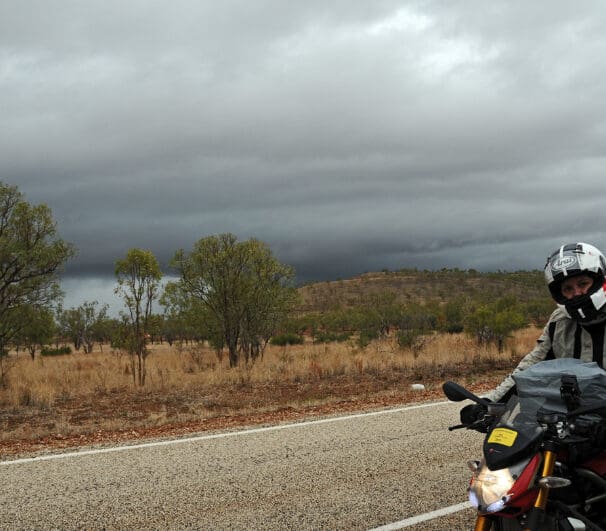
471, 449, 558, 531
474, 515, 492, 531
523, 448, 557, 531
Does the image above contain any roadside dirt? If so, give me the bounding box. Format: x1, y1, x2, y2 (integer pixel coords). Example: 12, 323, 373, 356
0, 371, 505, 459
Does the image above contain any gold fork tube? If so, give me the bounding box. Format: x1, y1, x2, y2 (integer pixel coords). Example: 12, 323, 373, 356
474, 515, 492, 530
534, 450, 556, 510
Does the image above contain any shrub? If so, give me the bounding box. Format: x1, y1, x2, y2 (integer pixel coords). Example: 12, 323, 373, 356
397, 329, 422, 349
314, 332, 351, 343
41, 346, 72, 356
270, 333, 304, 346
358, 329, 378, 348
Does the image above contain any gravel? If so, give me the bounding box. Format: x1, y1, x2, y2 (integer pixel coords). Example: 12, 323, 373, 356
1, 400, 484, 530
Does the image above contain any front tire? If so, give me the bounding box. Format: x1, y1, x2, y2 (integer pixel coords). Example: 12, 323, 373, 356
491, 515, 561, 530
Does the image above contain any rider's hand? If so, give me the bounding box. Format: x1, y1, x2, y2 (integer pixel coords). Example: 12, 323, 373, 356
460, 403, 487, 425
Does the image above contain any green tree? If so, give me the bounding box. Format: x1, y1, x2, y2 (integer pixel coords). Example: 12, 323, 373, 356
91, 316, 119, 351
464, 298, 527, 352
58, 300, 109, 353
0, 182, 74, 351
115, 249, 162, 385
170, 233, 297, 367
237, 245, 299, 362
358, 292, 402, 339
14, 305, 56, 359
439, 298, 466, 333
58, 307, 85, 351
524, 298, 555, 326
160, 281, 213, 346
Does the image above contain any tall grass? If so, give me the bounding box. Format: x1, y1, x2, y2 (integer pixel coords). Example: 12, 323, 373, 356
0, 327, 540, 410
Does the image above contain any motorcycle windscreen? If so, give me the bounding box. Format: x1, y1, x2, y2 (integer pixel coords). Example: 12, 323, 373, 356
483, 396, 544, 471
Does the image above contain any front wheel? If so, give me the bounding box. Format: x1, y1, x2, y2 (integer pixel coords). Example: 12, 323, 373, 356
490, 517, 525, 531
491, 513, 591, 530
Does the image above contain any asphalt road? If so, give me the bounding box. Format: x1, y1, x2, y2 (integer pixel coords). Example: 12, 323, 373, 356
1, 400, 484, 530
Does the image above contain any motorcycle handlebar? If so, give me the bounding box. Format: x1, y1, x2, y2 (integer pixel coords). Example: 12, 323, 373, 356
448, 418, 491, 433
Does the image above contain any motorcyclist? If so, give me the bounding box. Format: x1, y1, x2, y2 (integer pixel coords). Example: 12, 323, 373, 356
461, 241, 606, 424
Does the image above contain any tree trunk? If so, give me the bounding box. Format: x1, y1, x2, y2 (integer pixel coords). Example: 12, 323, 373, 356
228, 344, 238, 367
497, 336, 504, 353
130, 355, 136, 386
137, 352, 145, 386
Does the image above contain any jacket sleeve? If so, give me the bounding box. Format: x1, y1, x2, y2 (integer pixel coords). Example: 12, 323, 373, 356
483, 320, 553, 402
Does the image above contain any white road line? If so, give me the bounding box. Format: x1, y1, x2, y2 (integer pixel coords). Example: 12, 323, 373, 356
368, 501, 473, 530
1, 400, 455, 466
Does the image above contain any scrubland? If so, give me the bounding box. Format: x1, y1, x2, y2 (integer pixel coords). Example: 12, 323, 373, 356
0, 326, 540, 446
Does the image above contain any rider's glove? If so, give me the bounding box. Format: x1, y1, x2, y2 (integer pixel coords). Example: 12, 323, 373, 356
460, 403, 487, 425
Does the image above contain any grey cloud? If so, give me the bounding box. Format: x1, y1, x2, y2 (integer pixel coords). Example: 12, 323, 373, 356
3, 1, 606, 308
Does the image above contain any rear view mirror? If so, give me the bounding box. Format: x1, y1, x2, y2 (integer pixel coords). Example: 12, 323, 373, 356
442, 381, 467, 402
442, 381, 491, 407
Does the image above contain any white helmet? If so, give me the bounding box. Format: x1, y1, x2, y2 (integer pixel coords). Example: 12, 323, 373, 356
544, 242, 606, 324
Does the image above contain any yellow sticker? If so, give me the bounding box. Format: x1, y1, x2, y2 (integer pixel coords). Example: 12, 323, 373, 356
487, 428, 518, 447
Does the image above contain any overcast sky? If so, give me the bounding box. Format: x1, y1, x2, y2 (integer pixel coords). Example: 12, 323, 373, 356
3, 1, 606, 313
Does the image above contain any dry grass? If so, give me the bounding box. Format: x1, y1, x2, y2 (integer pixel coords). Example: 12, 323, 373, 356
0, 327, 540, 443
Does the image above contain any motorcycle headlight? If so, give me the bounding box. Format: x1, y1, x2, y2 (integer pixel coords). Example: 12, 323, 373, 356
468, 463, 515, 513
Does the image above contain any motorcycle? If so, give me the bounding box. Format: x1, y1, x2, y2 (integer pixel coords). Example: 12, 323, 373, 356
444, 358, 606, 530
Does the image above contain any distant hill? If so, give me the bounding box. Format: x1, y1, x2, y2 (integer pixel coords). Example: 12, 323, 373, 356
296, 269, 550, 313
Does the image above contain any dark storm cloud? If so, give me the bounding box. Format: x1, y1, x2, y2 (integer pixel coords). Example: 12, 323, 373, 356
3, 0, 606, 311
